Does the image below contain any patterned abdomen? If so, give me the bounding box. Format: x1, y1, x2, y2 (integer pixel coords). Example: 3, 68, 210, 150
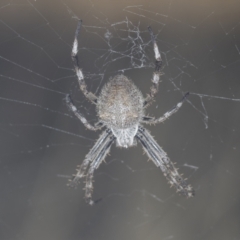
97, 75, 144, 128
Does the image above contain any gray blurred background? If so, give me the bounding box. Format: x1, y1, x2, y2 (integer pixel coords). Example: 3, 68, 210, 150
0, 0, 240, 239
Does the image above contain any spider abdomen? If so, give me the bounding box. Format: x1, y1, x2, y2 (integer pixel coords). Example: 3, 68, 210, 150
97, 75, 144, 128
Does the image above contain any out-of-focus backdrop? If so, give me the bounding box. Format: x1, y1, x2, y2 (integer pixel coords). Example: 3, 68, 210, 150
0, 0, 240, 239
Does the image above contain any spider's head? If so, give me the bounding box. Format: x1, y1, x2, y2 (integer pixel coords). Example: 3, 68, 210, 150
111, 125, 138, 148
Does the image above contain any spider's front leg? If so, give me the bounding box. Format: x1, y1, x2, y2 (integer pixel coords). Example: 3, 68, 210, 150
144, 26, 162, 107
71, 20, 98, 104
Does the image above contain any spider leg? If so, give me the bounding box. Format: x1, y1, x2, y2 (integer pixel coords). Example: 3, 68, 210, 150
68, 130, 112, 187
136, 126, 194, 197
144, 26, 162, 108
66, 94, 101, 131
71, 20, 98, 104
142, 92, 189, 124
85, 134, 115, 205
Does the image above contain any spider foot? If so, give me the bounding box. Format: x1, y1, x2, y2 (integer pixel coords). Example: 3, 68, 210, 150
85, 189, 94, 205
167, 174, 195, 198
67, 176, 81, 188
177, 184, 195, 198
85, 197, 94, 205
176, 181, 195, 198
163, 162, 195, 198
85, 197, 102, 206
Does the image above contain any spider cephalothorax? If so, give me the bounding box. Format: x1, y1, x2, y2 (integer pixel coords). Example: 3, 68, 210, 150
66, 20, 195, 205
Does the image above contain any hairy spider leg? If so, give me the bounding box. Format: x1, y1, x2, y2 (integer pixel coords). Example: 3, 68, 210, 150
71, 20, 98, 104
136, 126, 194, 197
68, 130, 113, 187
84, 134, 115, 205
142, 92, 190, 124
66, 94, 101, 131
144, 26, 163, 107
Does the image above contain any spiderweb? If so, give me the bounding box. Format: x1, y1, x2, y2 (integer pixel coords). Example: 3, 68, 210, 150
0, 0, 240, 239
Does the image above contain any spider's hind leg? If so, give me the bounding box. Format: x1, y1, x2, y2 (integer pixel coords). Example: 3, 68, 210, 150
68, 130, 112, 186
84, 133, 115, 205
68, 130, 115, 205
137, 126, 195, 198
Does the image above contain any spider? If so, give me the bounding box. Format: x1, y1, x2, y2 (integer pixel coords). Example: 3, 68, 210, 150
66, 20, 195, 205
